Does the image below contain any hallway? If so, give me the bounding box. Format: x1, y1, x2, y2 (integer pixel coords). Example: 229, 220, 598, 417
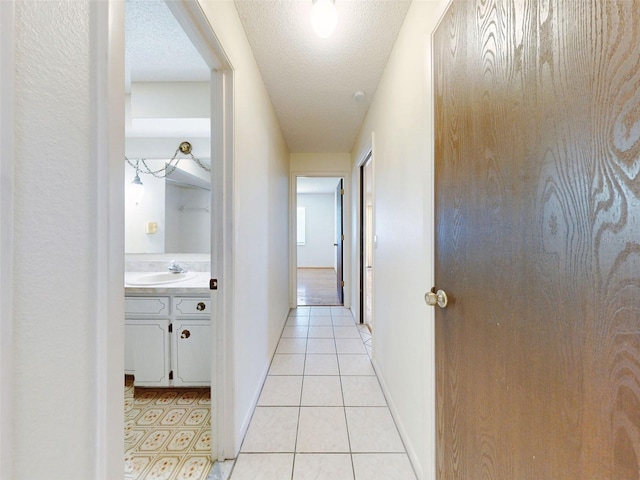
227, 306, 415, 479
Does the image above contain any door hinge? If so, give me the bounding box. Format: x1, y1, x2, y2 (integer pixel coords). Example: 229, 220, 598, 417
169, 370, 173, 380
341, 234, 344, 241
341, 280, 345, 287
210, 278, 218, 290
340, 188, 344, 195
168, 323, 173, 333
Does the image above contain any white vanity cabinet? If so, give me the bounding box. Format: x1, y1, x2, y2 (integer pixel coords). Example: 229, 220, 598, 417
125, 319, 171, 386
125, 294, 210, 387
172, 297, 211, 386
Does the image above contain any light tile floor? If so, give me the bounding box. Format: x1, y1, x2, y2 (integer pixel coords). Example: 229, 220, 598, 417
228, 306, 416, 480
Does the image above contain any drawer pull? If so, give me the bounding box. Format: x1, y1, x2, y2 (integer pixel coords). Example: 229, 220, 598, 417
181, 329, 191, 339
196, 302, 206, 311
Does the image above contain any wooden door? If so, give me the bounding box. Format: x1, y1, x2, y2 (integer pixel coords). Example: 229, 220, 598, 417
434, 1, 640, 478
336, 178, 344, 304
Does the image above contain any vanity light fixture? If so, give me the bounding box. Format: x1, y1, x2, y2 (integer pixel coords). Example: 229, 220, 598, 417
130, 167, 145, 205
126, 141, 210, 204
126, 141, 210, 179
310, 0, 337, 38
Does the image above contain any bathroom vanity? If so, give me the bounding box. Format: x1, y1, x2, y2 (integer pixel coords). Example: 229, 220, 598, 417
124, 271, 211, 387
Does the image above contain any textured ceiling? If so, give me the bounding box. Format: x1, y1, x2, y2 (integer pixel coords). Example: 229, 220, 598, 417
234, 0, 412, 153
125, 0, 411, 154
125, 0, 209, 89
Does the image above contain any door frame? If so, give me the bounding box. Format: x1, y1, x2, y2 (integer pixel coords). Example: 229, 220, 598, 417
96, 0, 236, 476
290, 171, 351, 309
165, 1, 236, 461
335, 178, 345, 304
358, 150, 373, 326
0, 1, 15, 478
427, 5, 452, 479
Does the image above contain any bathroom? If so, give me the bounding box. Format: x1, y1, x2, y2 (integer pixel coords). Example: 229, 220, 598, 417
124, 1, 217, 478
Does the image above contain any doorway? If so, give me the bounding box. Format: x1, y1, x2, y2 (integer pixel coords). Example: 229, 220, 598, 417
359, 153, 373, 328
120, 0, 235, 476
296, 176, 344, 306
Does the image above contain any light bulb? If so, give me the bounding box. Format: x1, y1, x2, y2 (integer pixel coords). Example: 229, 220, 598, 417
310, 0, 337, 38
130, 174, 145, 205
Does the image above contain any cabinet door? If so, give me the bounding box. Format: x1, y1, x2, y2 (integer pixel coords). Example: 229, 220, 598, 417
172, 319, 211, 386
124, 323, 136, 375
125, 319, 171, 387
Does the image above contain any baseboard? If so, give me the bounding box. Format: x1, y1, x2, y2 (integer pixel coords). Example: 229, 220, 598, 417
371, 357, 424, 480
236, 309, 290, 454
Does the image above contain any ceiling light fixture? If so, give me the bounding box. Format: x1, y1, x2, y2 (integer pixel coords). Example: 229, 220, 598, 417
125, 141, 210, 205
310, 0, 337, 38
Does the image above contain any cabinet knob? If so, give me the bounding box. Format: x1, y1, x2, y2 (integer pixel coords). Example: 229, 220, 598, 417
181, 329, 191, 339
196, 302, 206, 311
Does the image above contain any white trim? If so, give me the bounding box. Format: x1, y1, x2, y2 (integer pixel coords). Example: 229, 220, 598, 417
219, 67, 236, 458
165, 0, 236, 460
166, 0, 231, 72
100, 1, 238, 474
356, 135, 373, 168
371, 358, 422, 479
426, 2, 452, 479
0, 2, 15, 479
290, 171, 352, 310
353, 135, 374, 328
94, 1, 126, 478
357, 143, 375, 336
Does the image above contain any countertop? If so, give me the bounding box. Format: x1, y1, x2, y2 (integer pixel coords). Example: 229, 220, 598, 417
124, 271, 211, 295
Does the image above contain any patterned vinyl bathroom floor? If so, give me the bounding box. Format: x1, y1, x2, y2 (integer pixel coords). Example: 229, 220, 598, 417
125, 379, 213, 480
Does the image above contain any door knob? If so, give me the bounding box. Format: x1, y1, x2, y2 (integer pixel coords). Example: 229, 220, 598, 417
425, 289, 448, 308
181, 329, 191, 339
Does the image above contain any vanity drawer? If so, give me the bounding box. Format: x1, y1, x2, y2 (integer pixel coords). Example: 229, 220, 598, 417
125, 296, 170, 315
174, 297, 211, 316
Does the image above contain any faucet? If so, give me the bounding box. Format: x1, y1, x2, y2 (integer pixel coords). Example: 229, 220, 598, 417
168, 260, 188, 274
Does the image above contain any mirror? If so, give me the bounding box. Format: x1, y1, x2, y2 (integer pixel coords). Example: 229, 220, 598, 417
124, 159, 210, 254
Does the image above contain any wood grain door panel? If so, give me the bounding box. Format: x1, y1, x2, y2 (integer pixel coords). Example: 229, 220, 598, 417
434, 1, 640, 478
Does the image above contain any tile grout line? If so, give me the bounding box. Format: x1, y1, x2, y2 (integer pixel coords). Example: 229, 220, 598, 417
332, 309, 358, 480
290, 315, 311, 478
233, 306, 384, 479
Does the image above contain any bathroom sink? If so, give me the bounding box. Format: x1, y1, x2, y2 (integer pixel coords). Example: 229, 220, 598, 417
125, 271, 197, 286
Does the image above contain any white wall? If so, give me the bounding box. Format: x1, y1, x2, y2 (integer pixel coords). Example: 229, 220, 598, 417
125, 81, 211, 161
0, 2, 15, 478
198, 0, 291, 453
297, 193, 335, 268
165, 184, 210, 253
350, 1, 450, 478
125, 160, 166, 253
4, 1, 288, 477
7, 1, 124, 478
291, 152, 351, 172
